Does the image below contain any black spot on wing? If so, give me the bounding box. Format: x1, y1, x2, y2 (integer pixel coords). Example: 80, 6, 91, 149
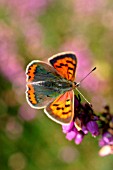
55, 63, 68, 68
53, 104, 59, 106
65, 104, 70, 107
68, 67, 73, 70
56, 107, 61, 110
60, 63, 68, 67
56, 65, 62, 68
56, 107, 64, 110
66, 60, 76, 67
68, 72, 73, 75
62, 110, 71, 115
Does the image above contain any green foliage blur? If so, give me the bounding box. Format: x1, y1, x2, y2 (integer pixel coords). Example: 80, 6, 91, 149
0, 0, 113, 170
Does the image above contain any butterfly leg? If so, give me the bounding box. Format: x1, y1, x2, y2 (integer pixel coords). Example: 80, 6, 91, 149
76, 88, 91, 106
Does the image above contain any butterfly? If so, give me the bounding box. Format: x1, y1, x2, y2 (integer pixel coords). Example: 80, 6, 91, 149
26, 52, 78, 125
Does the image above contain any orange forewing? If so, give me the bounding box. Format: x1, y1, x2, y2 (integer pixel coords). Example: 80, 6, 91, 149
44, 90, 74, 124
49, 52, 77, 81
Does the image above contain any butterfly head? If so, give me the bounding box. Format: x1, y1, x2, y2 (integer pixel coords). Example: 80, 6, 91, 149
74, 82, 80, 88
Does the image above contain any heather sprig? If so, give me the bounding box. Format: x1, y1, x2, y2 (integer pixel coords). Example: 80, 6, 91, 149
62, 94, 113, 156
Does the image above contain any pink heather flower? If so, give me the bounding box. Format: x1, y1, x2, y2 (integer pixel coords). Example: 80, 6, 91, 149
62, 121, 74, 134
62, 122, 84, 144
75, 132, 84, 145
66, 130, 77, 141
62, 95, 99, 144
99, 138, 107, 147
86, 121, 99, 136
102, 132, 113, 145
82, 125, 88, 134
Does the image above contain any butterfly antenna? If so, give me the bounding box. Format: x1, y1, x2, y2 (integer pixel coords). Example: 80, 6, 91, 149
75, 67, 96, 105
76, 67, 96, 87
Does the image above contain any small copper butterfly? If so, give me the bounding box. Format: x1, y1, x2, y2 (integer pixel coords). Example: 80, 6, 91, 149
26, 52, 78, 125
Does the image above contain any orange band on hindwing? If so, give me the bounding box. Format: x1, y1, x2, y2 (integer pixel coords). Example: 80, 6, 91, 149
27, 84, 37, 105
27, 64, 37, 82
